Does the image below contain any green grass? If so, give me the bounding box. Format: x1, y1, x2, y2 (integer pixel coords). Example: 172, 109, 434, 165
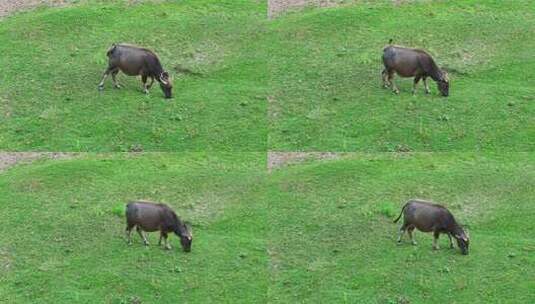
0, 0, 268, 151
2, 1, 534, 152
267, 0, 535, 151
1, 1, 534, 303
1, 153, 533, 303
0, 153, 268, 303
267, 153, 535, 303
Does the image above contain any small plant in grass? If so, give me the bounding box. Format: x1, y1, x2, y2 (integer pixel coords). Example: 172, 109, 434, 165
376, 202, 397, 218
111, 203, 125, 218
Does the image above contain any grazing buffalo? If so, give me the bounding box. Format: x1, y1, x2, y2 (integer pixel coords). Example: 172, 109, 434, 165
125, 201, 192, 252
393, 199, 469, 255
98, 44, 173, 98
382, 40, 450, 96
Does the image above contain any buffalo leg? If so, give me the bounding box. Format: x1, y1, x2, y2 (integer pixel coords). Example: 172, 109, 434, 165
136, 227, 149, 246
165, 236, 171, 250
397, 223, 407, 243
433, 231, 440, 250
142, 75, 150, 94
147, 77, 154, 89
125, 223, 134, 245
111, 69, 121, 89
98, 66, 115, 90
412, 76, 421, 95
165, 239, 171, 250
408, 226, 417, 245
423, 77, 430, 94
448, 233, 454, 249
388, 71, 399, 94
381, 69, 390, 88
161, 232, 171, 250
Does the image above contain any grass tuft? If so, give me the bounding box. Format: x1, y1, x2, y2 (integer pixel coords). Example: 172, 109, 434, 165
376, 201, 397, 219
111, 203, 125, 218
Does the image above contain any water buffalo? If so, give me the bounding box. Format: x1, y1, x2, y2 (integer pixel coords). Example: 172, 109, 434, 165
382, 40, 449, 96
98, 44, 173, 98
393, 199, 469, 255
125, 201, 192, 252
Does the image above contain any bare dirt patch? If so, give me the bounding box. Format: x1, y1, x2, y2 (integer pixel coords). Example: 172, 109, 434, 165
267, 1, 430, 18
0, 247, 11, 272
267, 95, 281, 120
0, 0, 73, 19
268, 0, 346, 19
0, 153, 76, 173
267, 151, 343, 172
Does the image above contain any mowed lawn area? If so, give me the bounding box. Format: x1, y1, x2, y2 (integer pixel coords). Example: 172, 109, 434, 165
267, 153, 535, 303
0, 0, 268, 151
0, 153, 268, 303
267, 0, 535, 151
1, 153, 533, 303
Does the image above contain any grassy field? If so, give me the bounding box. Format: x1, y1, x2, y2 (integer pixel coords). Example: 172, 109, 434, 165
1, 153, 533, 303
2, 1, 534, 152
267, 153, 535, 303
0, 153, 268, 303
0, 0, 267, 151
1, 1, 534, 303
267, 0, 535, 151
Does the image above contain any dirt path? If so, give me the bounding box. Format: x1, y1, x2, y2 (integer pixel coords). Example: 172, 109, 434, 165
267, 1, 423, 18
267, 152, 342, 172
0, 153, 76, 173
268, 0, 344, 19
0, 0, 72, 19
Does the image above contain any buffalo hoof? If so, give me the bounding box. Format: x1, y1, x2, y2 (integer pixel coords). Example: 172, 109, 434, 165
433, 246, 440, 250
393, 89, 400, 95
114, 84, 121, 89
411, 241, 417, 246
165, 245, 171, 250
98, 85, 104, 91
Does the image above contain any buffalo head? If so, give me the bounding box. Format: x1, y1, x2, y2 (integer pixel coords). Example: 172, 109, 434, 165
437, 71, 449, 97
159, 72, 173, 99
